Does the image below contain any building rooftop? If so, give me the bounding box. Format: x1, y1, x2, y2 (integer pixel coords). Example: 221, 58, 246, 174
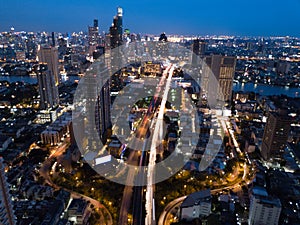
68, 198, 88, 215
181, 189, 211, 208
252, 186, 268, 197
254, 194, 282, 208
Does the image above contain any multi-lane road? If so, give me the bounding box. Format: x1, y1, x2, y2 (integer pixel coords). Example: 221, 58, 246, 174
118, 63, 255, 225
145, 66, 174, 225
118, 65, 174, 225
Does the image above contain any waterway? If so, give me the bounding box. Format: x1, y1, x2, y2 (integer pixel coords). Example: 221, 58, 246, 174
233, 82, 299, 98
0, 75, 79, 84
0, 76, 299, 97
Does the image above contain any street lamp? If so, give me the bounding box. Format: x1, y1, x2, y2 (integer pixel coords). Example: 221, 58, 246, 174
128, 218, 132, 225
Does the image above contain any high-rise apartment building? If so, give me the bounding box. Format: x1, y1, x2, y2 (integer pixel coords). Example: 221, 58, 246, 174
36, 64, 59, 110
249, 190, 281, 225
202, 55, 236, 102
84, 63, 111, 145
37, 45, 59, 109
0, 157, 16, 225
37, 45, 60, 85
261, 112, 291, 160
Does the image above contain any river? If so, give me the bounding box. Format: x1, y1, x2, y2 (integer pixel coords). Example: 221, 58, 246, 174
0, 76, 299, 97
0, 75, 79, 84
233, 82, 299, 97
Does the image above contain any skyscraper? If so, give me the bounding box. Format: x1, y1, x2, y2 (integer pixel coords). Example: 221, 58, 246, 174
0, 157, 16, 225
261, 112, 291, 160
83, 61, 111, 146
51, 32, 56, 47
88, 19, 99, 46
109, 7, 123, 49
94, 19, 98, 28
109, 17, 119, 49
95, 78, 111, 143
116, 7, 123, 42
202, 55, 236, 102
37, 45, 60, 85
108, 7, 124, 73
36, 64, 59, 110
192, 39, 206, 65
37, 46, 59, 109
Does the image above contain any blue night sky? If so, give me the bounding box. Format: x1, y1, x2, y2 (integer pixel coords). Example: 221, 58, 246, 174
1, 0, 300, 36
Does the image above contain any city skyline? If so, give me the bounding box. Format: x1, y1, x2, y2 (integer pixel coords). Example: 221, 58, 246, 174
1, 2, 300, 224
1, 0, 300, 37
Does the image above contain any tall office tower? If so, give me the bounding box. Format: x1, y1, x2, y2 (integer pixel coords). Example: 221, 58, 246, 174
37, 45, 60, 85
0, 157, 16, 225
192, 39, 206, 65
37, 64, 59, 110
109, 17, 120, 49
88, 19, 99, 46
261, 112, 291, 160
51, 32, 56, 47
249, 192, 281, 225
109, 7, 124, 73
83, 60, 111, 145
104, 33, 112, 69
94, 19, 98, 28
95, 79, 111, 143
109, 17, 119, 49
202, 55, 236, 102
116, 7, 123, 43
109, 7, 123, 49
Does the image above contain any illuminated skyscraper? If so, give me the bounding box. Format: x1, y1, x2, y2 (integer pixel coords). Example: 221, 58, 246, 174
87, 48, 111, 143
94, 19, 98, 28
88, 19, 99, 46
261, 112, 291, 160
51, 32, 56, 47
202, 55, 236, 102
192, 39, 206, 65
109, 7, 124, 73
116, 7, 123, 43
95, 78, 111, 143
37, 46, 59, 109
110, 7, 123, 49
37, 64, 59, 110
37, 45, 60, 85
0, 157, 16, 225
110, 17, 119, 49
